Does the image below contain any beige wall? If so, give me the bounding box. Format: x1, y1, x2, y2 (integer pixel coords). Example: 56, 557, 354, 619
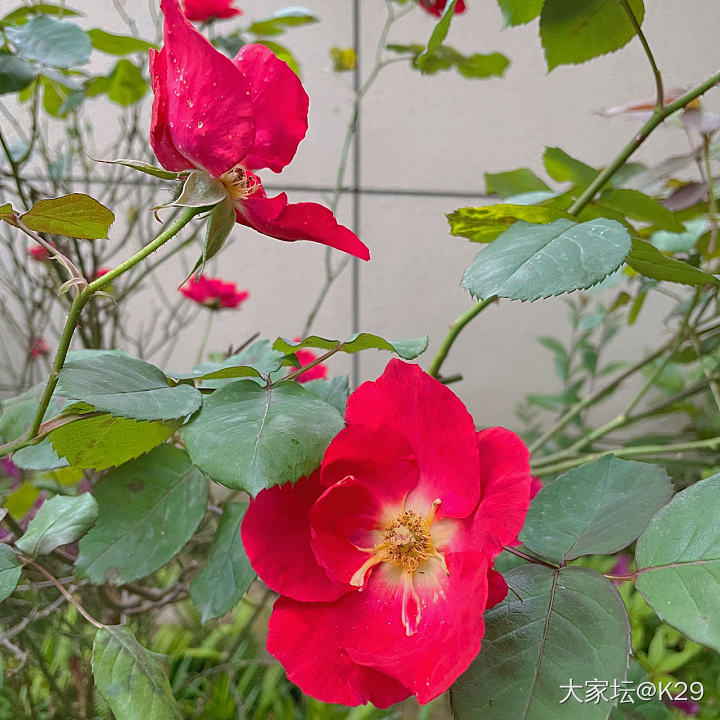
6, 1, 720, 425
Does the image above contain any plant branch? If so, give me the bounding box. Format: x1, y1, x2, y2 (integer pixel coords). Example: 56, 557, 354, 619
276, 342, 344, 385
620, 0, 663, 109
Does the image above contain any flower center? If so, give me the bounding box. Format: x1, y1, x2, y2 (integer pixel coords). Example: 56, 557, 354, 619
383, 511, 435, 573
219, 164, 258, 201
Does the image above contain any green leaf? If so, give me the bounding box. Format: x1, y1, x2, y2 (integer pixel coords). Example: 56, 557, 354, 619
58, 352, 202, 421
22, 193, 114, 239
609, 661, 671, 720
172, 169, 227, 208
181, 381, 344, 496
599, 189, 684, 232
96, 158, 180, 181
5, 16, 91, 68
88, 29, 154, 55
301, 376, 350, 415
273, 333, 428, 360
635, 473, 720, 652
49, 415, 178, 471
0, 545, 22, 603
451, 565, 630, 720
92, 625, 181, 720
627, 238, 718, 286
520, 456, 672, 563
0, 384, 69, 443
191, 196, 235, 277
543, 147, 598, 187
462, 218, 632, 301
0, 202, 14, 221
1, 5, 80, 26
408, 45, 509, 79
496, 0, 544, 26
76, 446, 206, 585
330, 47, 356, 72
447, 204, 571, 243
104, 59, 147, 106
190, 503, 255, 623
485, 168, 551, 198
13, 437, 69, 471
248, 8, 318, 36
0, 54, 36, 94
540, 0, 645, 71
417, 0, 458, 71
16, 493, 98, 557
256, 41, 300, 76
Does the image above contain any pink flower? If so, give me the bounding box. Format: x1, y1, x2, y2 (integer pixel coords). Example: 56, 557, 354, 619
150, 0, 369, 261
418, 0, 467, 16
93, 267, 111, 279
29, 338, 50, 357
183, 0, 242, 22
242, 360, 532, 706
292, 339, 328, 383
180, 275, 249, 309
29, 245, 51, 261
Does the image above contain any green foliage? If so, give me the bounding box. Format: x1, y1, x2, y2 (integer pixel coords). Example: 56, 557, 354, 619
190, 197, 236, 277
190, 503, 255, 623
635, 474, 720, 652
181, 381, 344, 496
88, 29, 155, 55
97, 158, 180, 181
520, 456, 672, 563
417, 0, 458, 71
0, 53, 36, 94
92, 625, 182, 720
273, 333, 429, 360
16, 493, 98, 556
447, 204, 571, 243
496, 0, 544, 26
172, 170, 228, 209
543, 147, 598, 186
627, 238, 719, 287
301, 376, 351, 414
19, 193, 114, 239
484, 168, 551, 197
451, 565, 630, 719
248, 8, 318, 36
75, 446, 206, 585
599, 189, 684, 232
103, 59, 148, 106
388, 44, 509, 80
462, 218, 632, 301
49, 414, 178, 471
5, 15, 91, 68
58, 352, 202, 422
329, 47, 356, 72
12, 437, 68, 471
0, 545, 22, 603
540, 0, 645, 71
0, 4, 80, 26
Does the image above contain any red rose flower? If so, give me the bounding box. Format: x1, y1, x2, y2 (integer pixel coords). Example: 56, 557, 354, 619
292, 338, 328, 383
418, 0, 467, 17
180, 275, 249, 309
29, 337, 50, 357
242, 360, 532, 706
151, 0, 369, 261
183, 0, 242, 22
29, 244, 51, 261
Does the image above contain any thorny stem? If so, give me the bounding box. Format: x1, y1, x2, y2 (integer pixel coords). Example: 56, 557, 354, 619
703, 135, 718, 253
428, 297, 497, 379
620, 0, 664, 109
0, 126, 30, 208
276, 342, 344, 385
568, 69, 720, 217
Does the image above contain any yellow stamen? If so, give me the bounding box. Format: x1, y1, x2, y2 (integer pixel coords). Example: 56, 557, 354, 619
219, 164, 258, 201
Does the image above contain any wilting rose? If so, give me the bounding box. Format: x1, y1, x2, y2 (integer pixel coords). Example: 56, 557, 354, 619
242, 360, 532, 706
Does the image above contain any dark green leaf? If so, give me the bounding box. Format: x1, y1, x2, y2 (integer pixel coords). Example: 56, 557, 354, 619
635, 473, 720, 652
49, 415, 178, 471
273, 333, 428, 360
496, 0, 544, 26
0, 54, 36, 94
0, 384, 69, 443
181, 381, 344, 496
451, 565, 630, 720
543, 147, 598, 186
6, 16, 91, 68
88, 29, 154, 55
485, 168, 551, 198
16, 493, 98, 557
92, 625, 181, 720
520, 455, 672, 563
105, 59, 147, 106
448, 204, 571, 243
1, 5, 80, 26
609, 662, 671, 719
190, 503, 255, 623
58, 352, 201, 421
599, 189, 684, 232
417, 0, 458, 71
540, 0, 645, 71
627, 238, 718, 286
0, 545, 22, 603
462, 218, 631, 301
76, 446, 206, 585
96, 158, 180, 181
248, 8, 318, 36
22, 193, 114, 239
301, 376, 350, 415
